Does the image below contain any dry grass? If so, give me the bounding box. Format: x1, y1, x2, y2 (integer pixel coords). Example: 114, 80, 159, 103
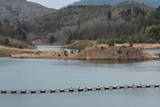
0, 36, 32, 49
115, 43, 160, 49
0, 43, 160, 60
64, 40, 96, 50
97, 43, 160, 49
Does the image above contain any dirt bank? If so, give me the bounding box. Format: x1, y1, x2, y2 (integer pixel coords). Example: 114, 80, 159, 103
76, 46, 160, 60
65, 40, 160, 49
0, 45, 159, 60
116, 43, 160, 49
0, 45, 71, 59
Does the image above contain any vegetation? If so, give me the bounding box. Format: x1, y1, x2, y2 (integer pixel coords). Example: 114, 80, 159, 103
0, 0, 160, 47
65, 40, 95, 49
0, 0, 53, 21
97, 25, 160, 44
49, 36, 55, 43
53, 5, 160, 44
0, 19, 28, 41
0, 36, 32, 48
4, 38, 10, 46
132, 25, 160, 43
70, 0, 160, 8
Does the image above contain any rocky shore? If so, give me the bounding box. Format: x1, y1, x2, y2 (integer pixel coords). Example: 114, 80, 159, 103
77, 46, 160, 60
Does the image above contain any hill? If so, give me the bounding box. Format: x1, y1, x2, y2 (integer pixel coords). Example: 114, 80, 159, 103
117, 0, 149, 8
0, 0, 159, 45
0, 0, 54, 21
25, 2, 154, 42
0, 36, 32, 48
70, 0, 160, 8
70, 0, 122, 6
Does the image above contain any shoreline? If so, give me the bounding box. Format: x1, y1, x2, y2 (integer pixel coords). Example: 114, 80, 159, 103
64, 40, 160, 50
101, 43, 160, 49
0, 44, 160, 60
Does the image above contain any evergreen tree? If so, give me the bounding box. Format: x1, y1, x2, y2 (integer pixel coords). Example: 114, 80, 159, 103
4, 38, 10, 46
49, 36, 55, 43
108, 9, 112, 20
154, 6, 160, 19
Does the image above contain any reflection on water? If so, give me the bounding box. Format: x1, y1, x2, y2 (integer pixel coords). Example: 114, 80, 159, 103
0, 57, 160, 89
0, 47, 160, 107
84, 59, 144, 65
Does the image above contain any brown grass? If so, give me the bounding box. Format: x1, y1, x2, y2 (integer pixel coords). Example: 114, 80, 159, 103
0, 43, 160, 60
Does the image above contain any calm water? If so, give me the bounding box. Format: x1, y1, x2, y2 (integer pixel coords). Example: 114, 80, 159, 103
0, 47, 160, 107
36, 45, 63, 50
36, 45, 76, 52
145, 48, 160, 55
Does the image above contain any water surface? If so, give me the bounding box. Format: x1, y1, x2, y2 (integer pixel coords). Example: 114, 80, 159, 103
145, 48, 160, 55
0, 47, 160, 107
36, 45, 76, 52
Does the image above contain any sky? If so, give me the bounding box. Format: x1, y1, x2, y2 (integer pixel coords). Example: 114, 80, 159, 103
28, 0, 79, 9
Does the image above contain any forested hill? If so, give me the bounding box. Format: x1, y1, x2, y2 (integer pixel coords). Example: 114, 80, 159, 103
24, 1, 156, 42
0, 0, 160, 46
70, 0, 160, 8
0, 0, 54, 21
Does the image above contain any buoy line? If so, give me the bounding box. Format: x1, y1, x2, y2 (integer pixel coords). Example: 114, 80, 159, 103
0, 84, 160, 95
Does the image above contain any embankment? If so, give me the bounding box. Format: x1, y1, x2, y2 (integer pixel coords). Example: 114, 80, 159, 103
0, 45, 159, 60
77, 46, 160, 60
0, 45, 79, 59
65, 40, 160, 50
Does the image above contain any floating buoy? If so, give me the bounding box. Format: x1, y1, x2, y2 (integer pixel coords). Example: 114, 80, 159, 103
119, 86, 125, 89
154, 84, 160, 88
87, 88, 92, 91
69, 89, 74, 92
21, 90, 27, 94
11, 90, 17, 94
145, 85, 151, 88
95, 87, 101, 91
112, 86, 118, 89
0, 84, 160, 95
50, 89, 56, 93
1, 90, 7, 94
40, 90, 46, 94
60, 89, 65, 93
104, 87, 110, 90
30, 90, 36, 94
78, 88, 84, 92
137, 85, 143, 88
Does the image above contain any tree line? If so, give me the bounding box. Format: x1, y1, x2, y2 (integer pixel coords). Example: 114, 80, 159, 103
0, 5, 160, 45
52, 6, 160, 43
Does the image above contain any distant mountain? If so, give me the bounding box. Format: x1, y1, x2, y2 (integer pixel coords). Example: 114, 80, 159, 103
25, 4, 154, 41
70, 0, 160, 8
70, 0, 122, 6
117, 0, 149, 8
0, 0, 54, 21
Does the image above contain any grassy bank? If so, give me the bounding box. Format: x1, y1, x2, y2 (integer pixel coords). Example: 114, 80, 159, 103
0, 36, 33, 49
64, 40, 160, 50
0, 45, 35, 57
0, 44, 159, 60
64, 40, 95, 50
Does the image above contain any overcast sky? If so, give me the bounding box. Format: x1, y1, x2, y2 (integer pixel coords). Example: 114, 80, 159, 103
28, 0, 79, 9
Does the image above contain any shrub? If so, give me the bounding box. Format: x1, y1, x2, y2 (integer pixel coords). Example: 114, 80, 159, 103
4, 38, 10, 46
129, 42, 133, 47
108, 40, 115, 47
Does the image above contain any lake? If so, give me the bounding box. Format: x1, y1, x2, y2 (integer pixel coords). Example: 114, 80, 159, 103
36, 45, 76, 52
0, 46, 160, 107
